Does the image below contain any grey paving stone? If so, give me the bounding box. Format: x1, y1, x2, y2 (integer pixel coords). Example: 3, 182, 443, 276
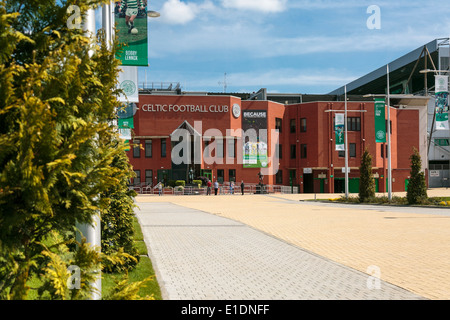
135, 202, 424, 300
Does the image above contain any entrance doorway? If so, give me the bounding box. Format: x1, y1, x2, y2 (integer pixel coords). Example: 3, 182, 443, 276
303, 173, 313, 193
201, 169, 212, 182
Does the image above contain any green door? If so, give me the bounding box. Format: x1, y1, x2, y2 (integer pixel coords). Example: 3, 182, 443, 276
320, 179, 325, 193
405, 179, 410, 191
349, 178, 360, 194
201, 169, 212, 181
375, 178, 379, 192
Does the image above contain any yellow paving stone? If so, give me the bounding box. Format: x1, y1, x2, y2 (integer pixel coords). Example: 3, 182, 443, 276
136, 188, 450, 299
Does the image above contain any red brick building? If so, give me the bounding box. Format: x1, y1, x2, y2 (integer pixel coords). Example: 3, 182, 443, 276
127, 93, 426, 193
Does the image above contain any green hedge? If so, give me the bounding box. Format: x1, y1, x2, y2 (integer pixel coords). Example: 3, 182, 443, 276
175, 180, 186, 187
193, 179, 202, 187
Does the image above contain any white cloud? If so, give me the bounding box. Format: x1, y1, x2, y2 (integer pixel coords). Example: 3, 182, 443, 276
160, 0, 198, 24
221, 0, 287, 13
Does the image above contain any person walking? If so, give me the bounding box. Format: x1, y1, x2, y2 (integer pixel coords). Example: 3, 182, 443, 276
206, 179, 212, 195
214, 180, 219, 196
156, 181, 162, 196
230, 181, 235, 195
240, 180, 244, 195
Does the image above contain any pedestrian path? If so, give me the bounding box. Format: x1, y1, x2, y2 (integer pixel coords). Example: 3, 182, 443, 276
135, 201, 424, 300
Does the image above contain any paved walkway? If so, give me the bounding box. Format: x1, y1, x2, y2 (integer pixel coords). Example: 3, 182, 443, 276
135, 200, 426, 300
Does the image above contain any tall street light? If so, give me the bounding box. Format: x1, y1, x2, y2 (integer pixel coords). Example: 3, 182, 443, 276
363, 64, 395, 201
325, 85, 366, 198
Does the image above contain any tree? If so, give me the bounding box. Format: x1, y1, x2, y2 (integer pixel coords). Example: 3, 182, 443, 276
0, 1, 140, 299
406, 147, 427, 204
359, 147, 375, 202
101, 139, 139, 273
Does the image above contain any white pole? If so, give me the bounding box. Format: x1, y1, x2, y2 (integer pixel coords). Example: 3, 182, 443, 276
387, 64, 392, 200
79, 7, 102, 300
102, 3, 111, 50
344, 85, 349, 198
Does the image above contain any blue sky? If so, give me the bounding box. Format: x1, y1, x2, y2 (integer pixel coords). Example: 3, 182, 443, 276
132, 0, 450, 94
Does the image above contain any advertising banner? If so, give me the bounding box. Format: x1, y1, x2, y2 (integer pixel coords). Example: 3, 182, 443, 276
374, 98, 386, 142
435, 75, 449, 130
242, 110, 268, 168
335, 113, 345, 151
117, 102, 137, 150
115, 1, 148, 66
117, 66, 139, 103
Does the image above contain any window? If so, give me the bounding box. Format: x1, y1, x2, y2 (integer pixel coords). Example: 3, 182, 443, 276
339, 143, 356, 157
133, 139, 140, 158
349, 143, 356, 157
161, 139, 166, 158
216, 138, 224, 159
290, 119, 296, 133
133, 170, 141, 186
347, 117, 361, 131
385, 120, 392, 134
217, 169, 224, 184
290, 145, 296, 159
229, 169, 236, 182
145, 170, 153, 186
227, 137, 236, 158
300, 118, 307, 132
278, 144, 282, 159
275, 118, 282, 133
430, 161, 450, 170
145, 140, 152, 158
381, 144, 389, 158
276, 170, 283, 184
301, 144, 307, 159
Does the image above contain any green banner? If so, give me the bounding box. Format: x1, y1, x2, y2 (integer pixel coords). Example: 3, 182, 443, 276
435, 75, 449, 130
335, 113, 344, 151
115, 1, 148, 66
118, 117, 134, 129
374, 98, 386, 143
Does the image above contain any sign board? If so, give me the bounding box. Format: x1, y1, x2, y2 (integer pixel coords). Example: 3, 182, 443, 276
335, 113, 345, 150
242, 110, 268, 168
430, 170, 440, 177
374, 98, 386, 142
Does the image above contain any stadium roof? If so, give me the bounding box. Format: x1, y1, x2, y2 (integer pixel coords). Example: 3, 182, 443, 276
329, 38, 450, 96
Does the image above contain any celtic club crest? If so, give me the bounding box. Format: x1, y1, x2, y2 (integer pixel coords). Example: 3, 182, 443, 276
120, 80, 136, 96
376, 130, 385, 140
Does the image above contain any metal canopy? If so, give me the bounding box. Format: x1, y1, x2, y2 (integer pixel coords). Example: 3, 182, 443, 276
329, 39, 445, 96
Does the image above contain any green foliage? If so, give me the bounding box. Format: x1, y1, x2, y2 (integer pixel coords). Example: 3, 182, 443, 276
175, 180, 186, 187
0, 0, 141, 299
406, 148, 428, 205
192, 179, 202, 187
358, 148, 375, 202
103, 272, 155, 300
101, 141, 139, 273
167, 179, 176, 188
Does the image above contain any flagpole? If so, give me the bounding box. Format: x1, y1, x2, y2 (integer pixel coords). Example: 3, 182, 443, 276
344, 85, 349, 198
387, 64, 392, 200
